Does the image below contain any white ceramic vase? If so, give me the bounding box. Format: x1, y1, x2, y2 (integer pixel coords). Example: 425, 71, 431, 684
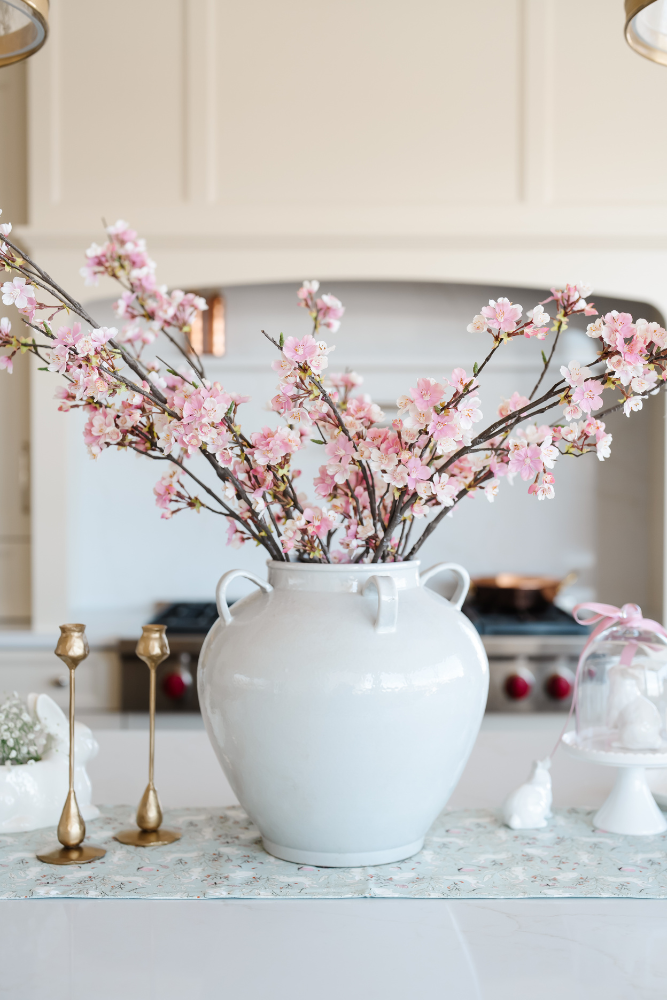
198, 560, 489, 866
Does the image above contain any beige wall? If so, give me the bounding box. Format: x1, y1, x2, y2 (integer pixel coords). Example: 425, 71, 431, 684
1, 0, 667, 625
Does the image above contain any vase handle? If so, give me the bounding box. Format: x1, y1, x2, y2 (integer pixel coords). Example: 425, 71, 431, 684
362, 575, 399, 633
215, 570, 273, 625
419, 562, 470, 611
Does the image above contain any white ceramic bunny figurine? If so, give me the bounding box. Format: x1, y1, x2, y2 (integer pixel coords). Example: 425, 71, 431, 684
0, 693, 100, 833
502, 758, 553, 830
607, 667, 663, 750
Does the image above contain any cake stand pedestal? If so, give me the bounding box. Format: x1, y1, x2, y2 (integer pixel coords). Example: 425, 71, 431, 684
562, 732, 667, 836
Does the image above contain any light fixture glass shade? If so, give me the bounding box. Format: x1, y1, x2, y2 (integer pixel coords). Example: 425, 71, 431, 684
626, 0, 667, 65
0, 0, 48, 68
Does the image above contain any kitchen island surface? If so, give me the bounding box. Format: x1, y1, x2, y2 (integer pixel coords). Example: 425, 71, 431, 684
1, 715, 663, 1000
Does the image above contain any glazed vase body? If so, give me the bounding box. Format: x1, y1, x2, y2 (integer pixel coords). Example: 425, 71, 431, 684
198, 560, 488, 866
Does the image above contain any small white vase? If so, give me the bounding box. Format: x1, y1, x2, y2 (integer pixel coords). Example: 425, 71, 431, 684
0, 694, 99, 833
198, 559, 488, 866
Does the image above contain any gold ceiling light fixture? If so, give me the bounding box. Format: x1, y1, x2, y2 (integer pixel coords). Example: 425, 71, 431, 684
625, 0, 667, 65
0, 0, 48, 68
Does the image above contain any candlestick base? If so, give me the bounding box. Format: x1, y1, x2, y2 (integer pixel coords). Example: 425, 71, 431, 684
37, 845, 106, 865
114, 828, 181, 847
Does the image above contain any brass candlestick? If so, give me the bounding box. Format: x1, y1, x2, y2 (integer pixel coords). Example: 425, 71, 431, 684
37, 624, 106, 866
115, 625, 181, 847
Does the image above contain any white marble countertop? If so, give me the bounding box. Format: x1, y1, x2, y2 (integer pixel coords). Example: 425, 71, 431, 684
2, 714, 666, 999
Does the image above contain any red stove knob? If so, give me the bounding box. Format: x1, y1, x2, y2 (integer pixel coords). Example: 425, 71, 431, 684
162, 654, 193, 701
545, 673, 572, 701
163, 672, 188, 699
504, 673, 533, 700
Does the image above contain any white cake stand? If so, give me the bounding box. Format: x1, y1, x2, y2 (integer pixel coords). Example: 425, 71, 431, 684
562, 732, 667, 835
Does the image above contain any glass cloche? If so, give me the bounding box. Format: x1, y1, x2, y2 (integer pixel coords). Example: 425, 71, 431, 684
575, 604, 667, 754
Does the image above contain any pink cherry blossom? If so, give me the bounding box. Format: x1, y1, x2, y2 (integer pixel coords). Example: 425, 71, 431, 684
448, 368, 477, 393
283, 334, 319, 364
489, 454, 508, 477
303, 506, 338, 538
498, 392, 529, 418
536, 482, 555, 500
410, 377, 445, 409
623, 395, 645, 417
0, 355, 13, 374
308, 353, 329, 374
456, 395, 482, 430
314, 467, 337, 498
560, 361, 588, 388
484, 480, 500, 502
528, 304, 550, 328
602, 311, 634, 349
481, 297, 523, 333
428, 412, 461, 441
431, 473, 457, 506
325, 435, 355, 465
508, 443, 543, 482
2, 277, 35, 310
297, 280, 320, 303
540, 435, 558, 469
563, 403, 582, 420
251, 425, 301, 465
316, 294, 345, 333
596, 433, 612, 460
405, 457, 431, 490
572, 380, 603, 414
271, 357, 297, 378
382, 464, 409, 488
631, 369, 658, 394
466, 315, 488, 334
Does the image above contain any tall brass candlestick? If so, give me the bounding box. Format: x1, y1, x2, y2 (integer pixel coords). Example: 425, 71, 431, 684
37, 624, 106, 866
115, 624, 181, 847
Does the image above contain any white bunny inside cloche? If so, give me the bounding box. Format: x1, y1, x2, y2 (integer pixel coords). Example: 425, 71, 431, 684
502, 758, 553, 830
0, 693, 99, 833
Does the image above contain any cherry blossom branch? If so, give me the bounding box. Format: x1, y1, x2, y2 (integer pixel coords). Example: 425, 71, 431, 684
529, 318, 564, 401
1, 237, 164, 398
199, 450, 285, 561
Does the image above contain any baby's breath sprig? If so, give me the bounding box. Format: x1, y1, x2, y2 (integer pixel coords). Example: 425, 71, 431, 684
0, 693, 46, 765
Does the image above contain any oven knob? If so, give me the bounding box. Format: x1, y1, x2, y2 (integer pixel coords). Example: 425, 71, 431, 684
504, 672, 533, 700
163, 671, 188, 699
162, 654, 193, 700
545, 672, 573, 701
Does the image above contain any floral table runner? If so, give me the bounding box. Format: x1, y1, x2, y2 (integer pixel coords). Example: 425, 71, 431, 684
1, 805, 666, 899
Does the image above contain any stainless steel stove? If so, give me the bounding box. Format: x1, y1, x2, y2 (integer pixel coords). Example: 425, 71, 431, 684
481, 633, 585, 712
464, 605, 588, 712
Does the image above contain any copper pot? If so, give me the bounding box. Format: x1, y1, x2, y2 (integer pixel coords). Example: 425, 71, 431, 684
469, 573, 571, 614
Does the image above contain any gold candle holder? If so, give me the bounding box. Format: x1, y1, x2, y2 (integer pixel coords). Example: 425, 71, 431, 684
115, 625, 181, 847
37, 625, 106, 865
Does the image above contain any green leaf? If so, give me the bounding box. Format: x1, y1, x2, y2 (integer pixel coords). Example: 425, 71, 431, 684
37, 366, 48, 371
279, 332, 284, 349
473, 361, 479, 375
541, 350, 547, 365
310, 436, 326, 445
